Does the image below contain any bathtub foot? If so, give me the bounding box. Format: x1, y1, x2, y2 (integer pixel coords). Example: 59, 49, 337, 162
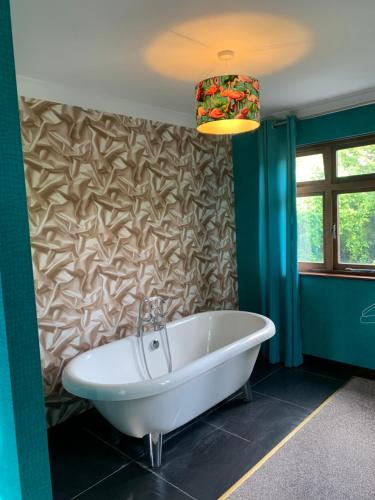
144, 432, 163, 468
242, 379, 253, 403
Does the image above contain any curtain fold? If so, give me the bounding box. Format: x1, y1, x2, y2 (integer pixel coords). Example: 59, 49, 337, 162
259, 116, 303, 366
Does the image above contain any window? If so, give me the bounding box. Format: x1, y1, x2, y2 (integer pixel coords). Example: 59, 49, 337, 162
296, 195, 324, 263
296, 135, 375, 276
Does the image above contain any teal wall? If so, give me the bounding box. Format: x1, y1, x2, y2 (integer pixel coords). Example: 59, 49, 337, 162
232, 131, 262, 313
233, 103, 375, 368
300, 276, 375, 368
297, 103, 375, 368
0, 276, 22, 499
0, 1, 52, 498
297, 103, 375, 146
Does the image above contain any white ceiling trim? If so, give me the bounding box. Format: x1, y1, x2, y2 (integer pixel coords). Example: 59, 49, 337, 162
16, 75, 195, 129
267, 87, 375, 121
17, 75, 375, 128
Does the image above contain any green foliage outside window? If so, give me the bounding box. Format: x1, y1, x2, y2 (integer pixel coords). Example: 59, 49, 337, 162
297, 144, 375, 265
338, 191, 375, 264
297, 196, 324, 263
337, 145, 375, 265
337, 144, 375, 177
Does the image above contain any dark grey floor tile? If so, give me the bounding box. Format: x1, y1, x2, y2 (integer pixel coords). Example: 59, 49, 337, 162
137, 420, 217, 469
299, 355, 358, 380
203, 392, 309, 443
80, 400, 236, 460
76, 462, 190, 500
80, 409, 146, 459
48, 353, 364, 500
251, 355, 282, 385
164, 415, 206, 443
48, 421, 129, 500
153, 420, 273, 500
254, 367, 344, 409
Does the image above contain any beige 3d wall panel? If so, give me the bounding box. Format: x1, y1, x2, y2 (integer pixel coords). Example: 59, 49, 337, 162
19, 97, 238, 426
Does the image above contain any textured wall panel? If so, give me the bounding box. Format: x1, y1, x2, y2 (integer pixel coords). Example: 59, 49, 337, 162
19, 97, 238, 426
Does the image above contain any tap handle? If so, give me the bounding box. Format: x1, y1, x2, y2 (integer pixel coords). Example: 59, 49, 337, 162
139, 296, 167, 326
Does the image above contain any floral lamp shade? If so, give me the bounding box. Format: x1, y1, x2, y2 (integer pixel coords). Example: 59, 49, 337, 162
195, 74, 260, 135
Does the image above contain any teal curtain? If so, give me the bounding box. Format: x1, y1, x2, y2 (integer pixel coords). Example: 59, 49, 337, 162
258, 116, 303, 366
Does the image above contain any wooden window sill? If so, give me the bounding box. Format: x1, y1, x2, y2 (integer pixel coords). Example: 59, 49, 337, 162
299, 271, 375, 281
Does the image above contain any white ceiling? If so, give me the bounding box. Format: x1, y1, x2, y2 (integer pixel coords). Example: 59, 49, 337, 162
10, 0, 375, 127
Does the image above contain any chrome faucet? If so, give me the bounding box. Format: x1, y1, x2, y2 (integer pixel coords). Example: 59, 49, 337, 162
137, 296, 172, 379
137, 296, 166, 336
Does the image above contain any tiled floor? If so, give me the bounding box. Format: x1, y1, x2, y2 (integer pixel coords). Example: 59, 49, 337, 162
48, 355, 361, 500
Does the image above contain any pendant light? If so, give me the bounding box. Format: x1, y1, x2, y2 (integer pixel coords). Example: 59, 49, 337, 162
195, 50, 260, 135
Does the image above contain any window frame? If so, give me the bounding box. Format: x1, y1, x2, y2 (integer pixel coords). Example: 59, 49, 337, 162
296, 192, 328, 272
296, 134, 375, 277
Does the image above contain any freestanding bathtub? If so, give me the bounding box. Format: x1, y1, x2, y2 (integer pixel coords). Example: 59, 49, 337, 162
62, 310, 275, 467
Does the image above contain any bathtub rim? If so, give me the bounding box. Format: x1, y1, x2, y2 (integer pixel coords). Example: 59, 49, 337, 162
62, 310, 275, 402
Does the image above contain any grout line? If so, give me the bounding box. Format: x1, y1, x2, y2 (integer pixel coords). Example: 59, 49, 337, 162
218, 382, 347, 499
200, 392, 242, 415
251, 366, 284, 387
167, 365, 283, 436
69, 365, 345, 500
70, 368, 325, 500
176, 390, 244, 429
204, 421, 251, 443
164, 418, 202, 443
252, 390, 312, 412
69, 463, 130, 500
164, 408, 223, 443
83, 427, 135, 461
227, 391, 242, 402
202, 420, 225, 431
83, 427, 195, 500
133, 458, 197, 500
298, 368, 347, 383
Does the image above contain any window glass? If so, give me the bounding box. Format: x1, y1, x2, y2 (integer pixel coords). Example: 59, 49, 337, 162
296, 154, 325, 183
297, 195, 324, 263
337, 144, 375, 177
337, 191, 375, 265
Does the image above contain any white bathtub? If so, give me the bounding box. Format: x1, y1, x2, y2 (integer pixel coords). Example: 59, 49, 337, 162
63, 310, 275, 466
